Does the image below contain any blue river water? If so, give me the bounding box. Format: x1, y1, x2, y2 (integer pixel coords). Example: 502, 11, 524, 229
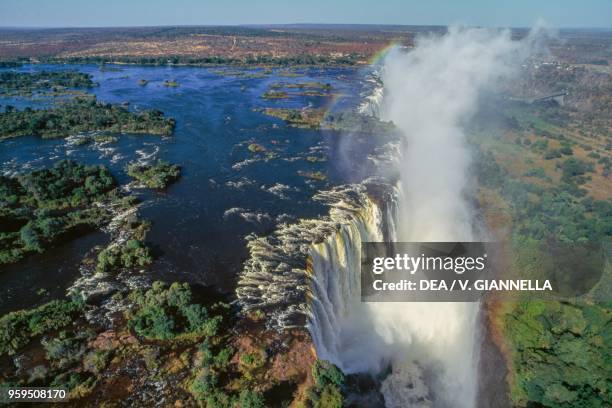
0, 63, 377, 314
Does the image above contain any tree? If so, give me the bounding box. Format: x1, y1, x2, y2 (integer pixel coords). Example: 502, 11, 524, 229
237, 390, 265, 408
19, 222, 42, 252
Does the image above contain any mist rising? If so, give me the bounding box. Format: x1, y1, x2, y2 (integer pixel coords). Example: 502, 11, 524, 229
312, 26, 544, 407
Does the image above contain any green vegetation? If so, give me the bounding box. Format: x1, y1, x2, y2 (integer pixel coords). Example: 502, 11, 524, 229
262, 90, 288, 99
96, 239, 153, 272
560, 157, 594, 185
285, 82, 332, 91
473, 141, 611, 407
0, 60, 24, 68
0, 97, 175, 140
0, 71, 95, 96
277, 69, 303, 77
322, 111, 396, 134
0, 280, 237, 402
51, 53, 366, 68
126, 160, 181, 189
42, 331, 89, 370
523, 167, 549, 181
263, 107, 325, 129
189, 341, 267, 408
302, 360, 345, 408
474, 149, 609, 242
262, 108, 395, 134
122, 282, 268, 408
0, 160, 117, 265
98, 64, 123, 72
544, 148, 563, 160
298, 170, 327, 181
92, 134, 118, 143
262, 82, 333, 99
72, 134, 119, 146
126, 282, 222, 341
504, 301, 611, 407
211, 69, 270, 79
306, 156, 326, 163
247, 143, 266, 153
0, 297, 84, 356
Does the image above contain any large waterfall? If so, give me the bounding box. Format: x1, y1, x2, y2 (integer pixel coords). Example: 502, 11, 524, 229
307, 26, 541, 407
305, 181, 480, 407
237, 26, 541, 407
307, 184, 393, 372
236, 181, 398, 331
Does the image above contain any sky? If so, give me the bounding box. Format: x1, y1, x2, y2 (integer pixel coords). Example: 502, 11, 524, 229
0, 0, 610, 29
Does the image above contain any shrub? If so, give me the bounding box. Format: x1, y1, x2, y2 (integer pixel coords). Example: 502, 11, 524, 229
523, 167, 548, 180
561, 158, 594, 184
130, 304, 175, 340
42, 336, 87, 369
19, 222, 43, 252
505, 301, 610, 407
0, 299, 83, 355
96, 239, 153, 272
238, 390, 265, 408
588, 151, 601, 159
126, 160, 181, 189
83, 350, 111, 374
304, 360, 345, 408
544, 149, 562, 160
127, 282, 222, 341
559, 145, 573, 155
312, 360, 344, 389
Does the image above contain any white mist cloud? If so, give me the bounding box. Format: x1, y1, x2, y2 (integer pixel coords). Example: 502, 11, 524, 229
382, 26, 533, 242
367, 26, 546, 407
310, 24, 550, 408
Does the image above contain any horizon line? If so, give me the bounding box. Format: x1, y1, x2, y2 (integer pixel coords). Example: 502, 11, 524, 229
0, 23, 611, 31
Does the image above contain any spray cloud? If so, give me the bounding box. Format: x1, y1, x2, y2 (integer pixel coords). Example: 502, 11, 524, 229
309, 25, 547, 408
382, 26, 531, 241
369, 26, 544, 407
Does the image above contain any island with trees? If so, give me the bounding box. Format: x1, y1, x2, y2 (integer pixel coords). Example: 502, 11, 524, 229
0, 160, 127, 265
0, 70, 96, 96
0, 97, 176, 140
126, 160, 181, 189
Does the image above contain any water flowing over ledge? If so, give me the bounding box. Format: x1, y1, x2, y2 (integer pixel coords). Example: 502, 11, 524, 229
235, 178, 399, 332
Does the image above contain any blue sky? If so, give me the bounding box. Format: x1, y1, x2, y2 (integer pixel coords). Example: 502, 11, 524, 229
0, 0, 610, 28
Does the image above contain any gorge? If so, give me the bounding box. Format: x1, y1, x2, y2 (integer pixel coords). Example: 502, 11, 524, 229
238, 26, 545, 407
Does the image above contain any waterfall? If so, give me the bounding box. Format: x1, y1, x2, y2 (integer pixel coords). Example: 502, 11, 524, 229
237, 27, 541, 407
358, 71, 385, 118
305, 180, 480, 407
307, 189, 386, 372
306, 26, 540, 406
236, 181, 397, 331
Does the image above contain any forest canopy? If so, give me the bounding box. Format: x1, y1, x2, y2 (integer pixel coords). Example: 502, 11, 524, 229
0, 70, 96, 96
0, 97, 175, 140
0, 160, 119, 265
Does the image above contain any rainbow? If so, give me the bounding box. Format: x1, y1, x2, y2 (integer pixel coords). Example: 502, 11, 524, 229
367, 42, 399, 66
320, 42, 396, 118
